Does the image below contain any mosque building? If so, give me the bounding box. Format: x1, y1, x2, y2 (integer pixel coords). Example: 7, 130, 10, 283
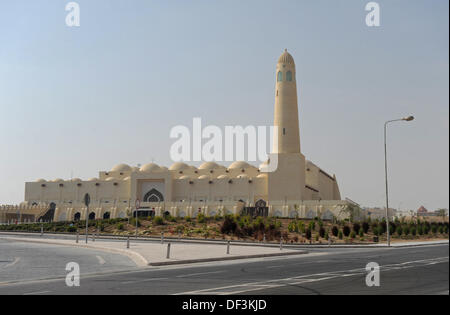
0, 50, 348, 223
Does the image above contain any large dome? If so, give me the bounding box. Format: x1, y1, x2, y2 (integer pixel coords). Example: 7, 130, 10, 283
140, 163, 161, 172
111, 163, 132, 172
229, 161, 254, 170
169, 162, 190, 171
198, 161, 223, 170
278, 49, 295, 65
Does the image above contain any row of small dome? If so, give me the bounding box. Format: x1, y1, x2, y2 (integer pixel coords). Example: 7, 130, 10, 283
110, 161, 260, 173
35, 173, 267, 183
34, 162, 263, 183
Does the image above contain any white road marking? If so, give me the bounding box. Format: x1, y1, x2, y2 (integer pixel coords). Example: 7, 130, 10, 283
174, 256, 449, 295
4, 257, 20, 269
121, 277, 168, 285
96, 255, 106, 265
176, 270, 225, 278
23, 290, 52, 295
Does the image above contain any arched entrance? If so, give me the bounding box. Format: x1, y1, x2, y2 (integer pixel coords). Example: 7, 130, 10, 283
103, 212, 111, 220
143, 189, 164, 202
88, 212, 96, 220
74, 212, 81, 221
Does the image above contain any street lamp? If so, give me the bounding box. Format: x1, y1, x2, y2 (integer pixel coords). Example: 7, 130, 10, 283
384, 115, 414, 247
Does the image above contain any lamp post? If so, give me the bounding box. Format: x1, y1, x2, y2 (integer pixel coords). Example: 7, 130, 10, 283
384, 116, 414, 247
84, 193, 90, 244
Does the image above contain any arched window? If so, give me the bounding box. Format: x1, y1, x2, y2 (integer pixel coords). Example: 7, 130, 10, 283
286, 71, 292, 81
277, 71, 283, 82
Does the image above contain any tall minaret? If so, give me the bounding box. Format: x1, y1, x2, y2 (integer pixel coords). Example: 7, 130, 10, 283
273, 49, 301, 154
268, 50, 306, 202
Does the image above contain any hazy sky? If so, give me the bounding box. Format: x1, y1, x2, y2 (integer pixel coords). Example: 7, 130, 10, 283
0, 0, 448, 211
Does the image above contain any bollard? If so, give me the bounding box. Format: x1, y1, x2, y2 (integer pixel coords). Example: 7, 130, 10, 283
227, 240, 230, 254
166, 242, 171, 259
92, 233, 95, 242
127, 236, 130, 249
280, 238, 283, 250
161, 232, 164, 244
76, 232, 79, 243
40, 224, 43, 237
263, 233, 266, 243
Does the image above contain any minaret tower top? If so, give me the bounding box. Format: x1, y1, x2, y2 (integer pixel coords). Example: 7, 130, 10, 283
273, 49, 301, 154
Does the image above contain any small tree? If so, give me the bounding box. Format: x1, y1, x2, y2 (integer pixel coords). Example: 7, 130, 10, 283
343, 225, 351, 237
353, 222, 361, 234
362, 221, 370, 234
338, 230, 343, 240
331, 226, 339, 237
305, 229, 312, 240
397, 226, 403, 236
319, 227, 325, 238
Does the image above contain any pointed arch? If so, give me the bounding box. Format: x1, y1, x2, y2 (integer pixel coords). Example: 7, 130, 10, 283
277, 71, 283, 82
143, 188, 164, 202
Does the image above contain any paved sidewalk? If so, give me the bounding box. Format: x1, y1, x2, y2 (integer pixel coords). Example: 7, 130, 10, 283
0, 236, 305, 267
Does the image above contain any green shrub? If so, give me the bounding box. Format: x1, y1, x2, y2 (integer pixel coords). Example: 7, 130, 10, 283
350, 231, 356, 239
353, 223, 361, 234
116, 223, 124, 230
362, 221, 370, 234
338, 230, 343, 240
197, 213, 206, 224
431, 224, 438, 234
331, 226, 339, 237
359, 228, 364, 237
305, 229, 312, 240
411, 227, 417, 236
220, 216, 238, 235
298, 221, 305, 233
343, 226, 350, 237
185, 216, 191, 222
403, 225, 410, 236
319, 227, 325, 238
397, 226, 403, 236
153, 216, 164, 225
417, 225, 423, 235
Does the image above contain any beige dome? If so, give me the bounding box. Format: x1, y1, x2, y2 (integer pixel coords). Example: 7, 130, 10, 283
256, 174, 268, 179
179, 175, 191, 180
169, 162, 190, 171
237, 174, 249, 179
35, 178, 46, 182
229, 161, 254, 170
88, 177, 98, 182
278, 49, 295, 65
123, 176, 131, 181
217, 175, 229, 180
140, 163, 161, 172
105, 177, 115, 181
198, 175, 209, 180
198, 161, 222, 170
52, 178, 64, 182
111, 163, 132, 172
71, 178, 82, 182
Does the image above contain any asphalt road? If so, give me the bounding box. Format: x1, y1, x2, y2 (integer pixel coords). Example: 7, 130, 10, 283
0, 238, 137, 284
0, 238, 447, 295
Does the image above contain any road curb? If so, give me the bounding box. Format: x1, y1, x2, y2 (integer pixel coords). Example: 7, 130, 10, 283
148, 251, 307, 266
